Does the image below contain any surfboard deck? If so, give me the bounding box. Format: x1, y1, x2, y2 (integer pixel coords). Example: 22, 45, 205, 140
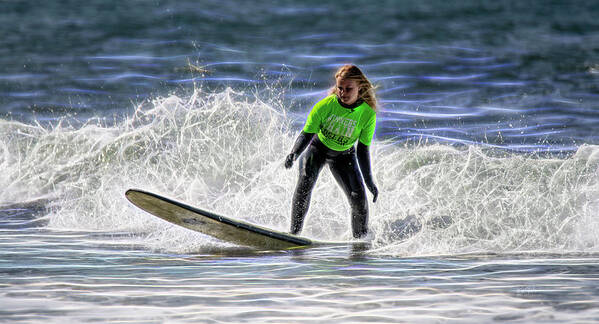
125, 189, 321, 250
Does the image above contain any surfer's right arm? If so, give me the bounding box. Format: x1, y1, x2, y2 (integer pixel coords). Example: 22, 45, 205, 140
285, 131, 315, 169
286, 97, 327, 169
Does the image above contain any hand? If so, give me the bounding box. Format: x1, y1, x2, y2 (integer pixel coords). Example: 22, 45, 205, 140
284, 153, 296, 169
366, 183, 378, 203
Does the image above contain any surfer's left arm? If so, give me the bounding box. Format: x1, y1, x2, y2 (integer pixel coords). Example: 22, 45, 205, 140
357, 142, 378, 203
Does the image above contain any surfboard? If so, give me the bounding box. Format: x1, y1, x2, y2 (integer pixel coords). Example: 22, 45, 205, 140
125, 189, 316, 250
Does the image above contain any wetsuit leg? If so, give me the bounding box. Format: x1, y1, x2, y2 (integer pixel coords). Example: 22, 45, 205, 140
329, 152, 369, 238
290, 144, 326, 235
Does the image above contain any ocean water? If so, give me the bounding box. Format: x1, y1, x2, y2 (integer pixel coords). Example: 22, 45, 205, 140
2, 0, 599, 322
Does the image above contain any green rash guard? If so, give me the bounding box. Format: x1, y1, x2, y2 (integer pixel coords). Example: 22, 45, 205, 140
303, 94, 376, 151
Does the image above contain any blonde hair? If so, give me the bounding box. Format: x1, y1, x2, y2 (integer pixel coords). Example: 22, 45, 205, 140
329, 64, 377, 111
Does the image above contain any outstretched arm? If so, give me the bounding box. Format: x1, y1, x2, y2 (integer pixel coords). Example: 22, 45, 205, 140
356, 142, 378, 202
285, 131, 315, 169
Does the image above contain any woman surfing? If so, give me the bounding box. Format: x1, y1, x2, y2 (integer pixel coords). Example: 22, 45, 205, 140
285, 64, 379, 239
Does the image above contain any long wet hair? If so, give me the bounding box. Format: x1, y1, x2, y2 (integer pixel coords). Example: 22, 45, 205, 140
329, 64, 377, 111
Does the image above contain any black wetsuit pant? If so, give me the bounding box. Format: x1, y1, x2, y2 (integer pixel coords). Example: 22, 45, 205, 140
290, 138, 368, 238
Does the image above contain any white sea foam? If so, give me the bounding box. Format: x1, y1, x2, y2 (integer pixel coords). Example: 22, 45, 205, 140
1, 88, 598, 255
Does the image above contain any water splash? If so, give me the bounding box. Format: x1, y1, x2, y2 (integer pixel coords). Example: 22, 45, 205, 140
370, 143, 599, 256
1, 88, 598, 255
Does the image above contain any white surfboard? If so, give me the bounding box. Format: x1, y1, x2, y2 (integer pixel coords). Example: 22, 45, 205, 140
125, 189, 318, 249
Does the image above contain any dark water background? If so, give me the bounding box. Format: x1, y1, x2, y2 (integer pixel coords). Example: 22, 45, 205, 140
2, 0, 598, 151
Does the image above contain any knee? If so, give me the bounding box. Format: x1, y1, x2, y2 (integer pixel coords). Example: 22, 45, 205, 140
296, 175, 316, 193
349, 190, 367, 207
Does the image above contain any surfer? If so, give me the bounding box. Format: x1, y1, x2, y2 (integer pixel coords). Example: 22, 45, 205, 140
285, 64, 378, 238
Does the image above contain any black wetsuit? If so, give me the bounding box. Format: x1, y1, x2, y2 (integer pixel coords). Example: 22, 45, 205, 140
286, 99, 377, 238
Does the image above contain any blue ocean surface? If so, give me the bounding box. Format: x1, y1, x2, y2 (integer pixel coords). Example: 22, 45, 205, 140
1, 0, 599, 322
